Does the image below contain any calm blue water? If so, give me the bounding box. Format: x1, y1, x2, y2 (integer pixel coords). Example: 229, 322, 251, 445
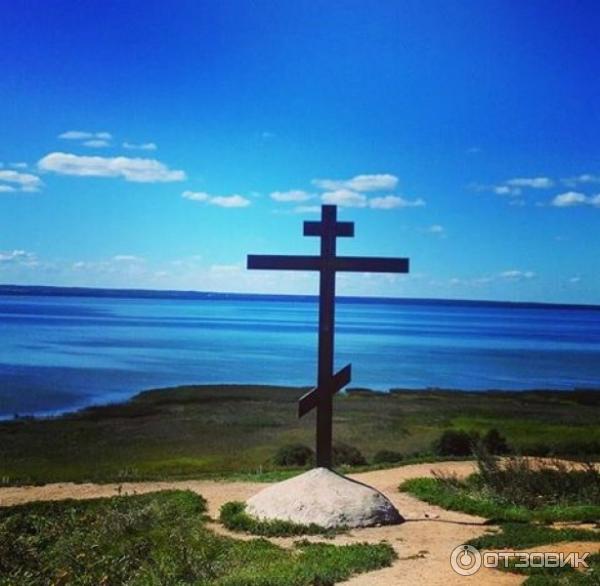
1, 291, 599, 416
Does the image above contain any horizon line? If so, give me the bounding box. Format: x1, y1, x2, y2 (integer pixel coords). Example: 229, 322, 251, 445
1, 282, 599, 311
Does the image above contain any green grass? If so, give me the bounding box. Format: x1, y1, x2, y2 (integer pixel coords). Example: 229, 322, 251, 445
0, 490, 396, 585
468, 523, 600, 550
400, 477, 600, 523
220, 501, 340, 537
1, 384, 599, 485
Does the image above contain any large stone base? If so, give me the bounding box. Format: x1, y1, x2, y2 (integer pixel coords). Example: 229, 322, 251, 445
246, 467, 404, 529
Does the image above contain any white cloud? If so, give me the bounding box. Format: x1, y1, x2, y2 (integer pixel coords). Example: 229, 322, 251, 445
182, 190, 250, 208
113, 255, 144, 262
59, 130, 112, 141
313, 173, 398, 192
83, 139, 110, 148
369, 195, 425, 209
270, 190, 314, 202
562, 173, 600, 187
321, 189, 367, 207
38, 152, 186, 183
499, 270, 536, 281
494, 185, 521, 196
209, 195, 250, 208
0, 249, 38, 266
551, 191, 589, 207
0, 185, 16, 193
506, 177, 553, 189
9, 162, 27, 169
123, 141, 158, 151
0, 169, 43, 192
569, 276, 581, 284
182, 190, 210, 201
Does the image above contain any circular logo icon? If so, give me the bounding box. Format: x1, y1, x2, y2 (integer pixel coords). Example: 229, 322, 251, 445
450, 544, 482, 576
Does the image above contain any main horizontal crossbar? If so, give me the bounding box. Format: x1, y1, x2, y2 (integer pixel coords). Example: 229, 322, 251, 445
247, 254, 409, 273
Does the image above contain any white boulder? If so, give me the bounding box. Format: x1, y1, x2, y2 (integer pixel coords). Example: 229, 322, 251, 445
246, 467, 404, 529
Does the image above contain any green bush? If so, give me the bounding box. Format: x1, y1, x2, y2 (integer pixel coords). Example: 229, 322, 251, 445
273, 443, 314, 467
332, 442, 367, 466
482, 428, 510, 455
373, 450, 404, 465
432, 429, 475, 457
219, 501, 336, 536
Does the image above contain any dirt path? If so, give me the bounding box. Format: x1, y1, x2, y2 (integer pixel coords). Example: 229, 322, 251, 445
0, 461, 521, 585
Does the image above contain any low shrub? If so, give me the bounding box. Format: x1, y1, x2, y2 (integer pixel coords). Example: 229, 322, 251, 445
476, 450, 600, 509
333, 442, 367, 466
373, 450, 404, 465
432, 429, 475, 457
482, 428, 510, 455
273, 443, 314, 467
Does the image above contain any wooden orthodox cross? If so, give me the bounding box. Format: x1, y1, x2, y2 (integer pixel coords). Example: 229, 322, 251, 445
248, 204, 409, 468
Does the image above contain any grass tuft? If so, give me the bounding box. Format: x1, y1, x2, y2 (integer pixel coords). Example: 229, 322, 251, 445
219, 501, 341, 537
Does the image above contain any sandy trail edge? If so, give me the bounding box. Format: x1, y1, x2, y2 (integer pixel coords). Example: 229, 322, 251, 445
0, 461, 526, 585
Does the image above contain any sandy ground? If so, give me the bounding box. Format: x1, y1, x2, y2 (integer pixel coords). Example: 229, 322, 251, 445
1, 461, 597, 585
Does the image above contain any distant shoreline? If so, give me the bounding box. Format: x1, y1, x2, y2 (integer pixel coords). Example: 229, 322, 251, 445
1, 283, 599, 311
4, 384, 599, 422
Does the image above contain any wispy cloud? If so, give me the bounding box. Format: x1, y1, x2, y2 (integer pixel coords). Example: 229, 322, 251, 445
369, 195, 425, 209
182, 190, 250, 208
59, 130, 112, 141
499, 269, 536, 281
0, 249, 38, 266
0, 169, 43, 192
313, 173, 398, 192
551, 191, 600, 208
321, 189, 367, 207
123, 141, 158, 151
476, 176, 554, 201
113, 254, 145, 262
38, 152, 186, 183
562, 173, 600, 187
506, 177, 553, 189
270, 190, 314, 202
82, 139, 110, 148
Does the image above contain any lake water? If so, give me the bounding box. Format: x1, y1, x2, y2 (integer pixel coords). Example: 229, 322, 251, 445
1, 290, 599, 416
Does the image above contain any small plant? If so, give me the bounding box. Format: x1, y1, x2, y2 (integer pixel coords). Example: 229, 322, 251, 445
273, 443, 314, 467
373, 450, 404, 465
332, 442, 367, 466
432, 429, 475, 457
219, 501, 338, 536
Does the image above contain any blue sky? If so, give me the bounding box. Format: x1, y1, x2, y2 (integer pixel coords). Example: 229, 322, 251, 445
1, 1, 599, 304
